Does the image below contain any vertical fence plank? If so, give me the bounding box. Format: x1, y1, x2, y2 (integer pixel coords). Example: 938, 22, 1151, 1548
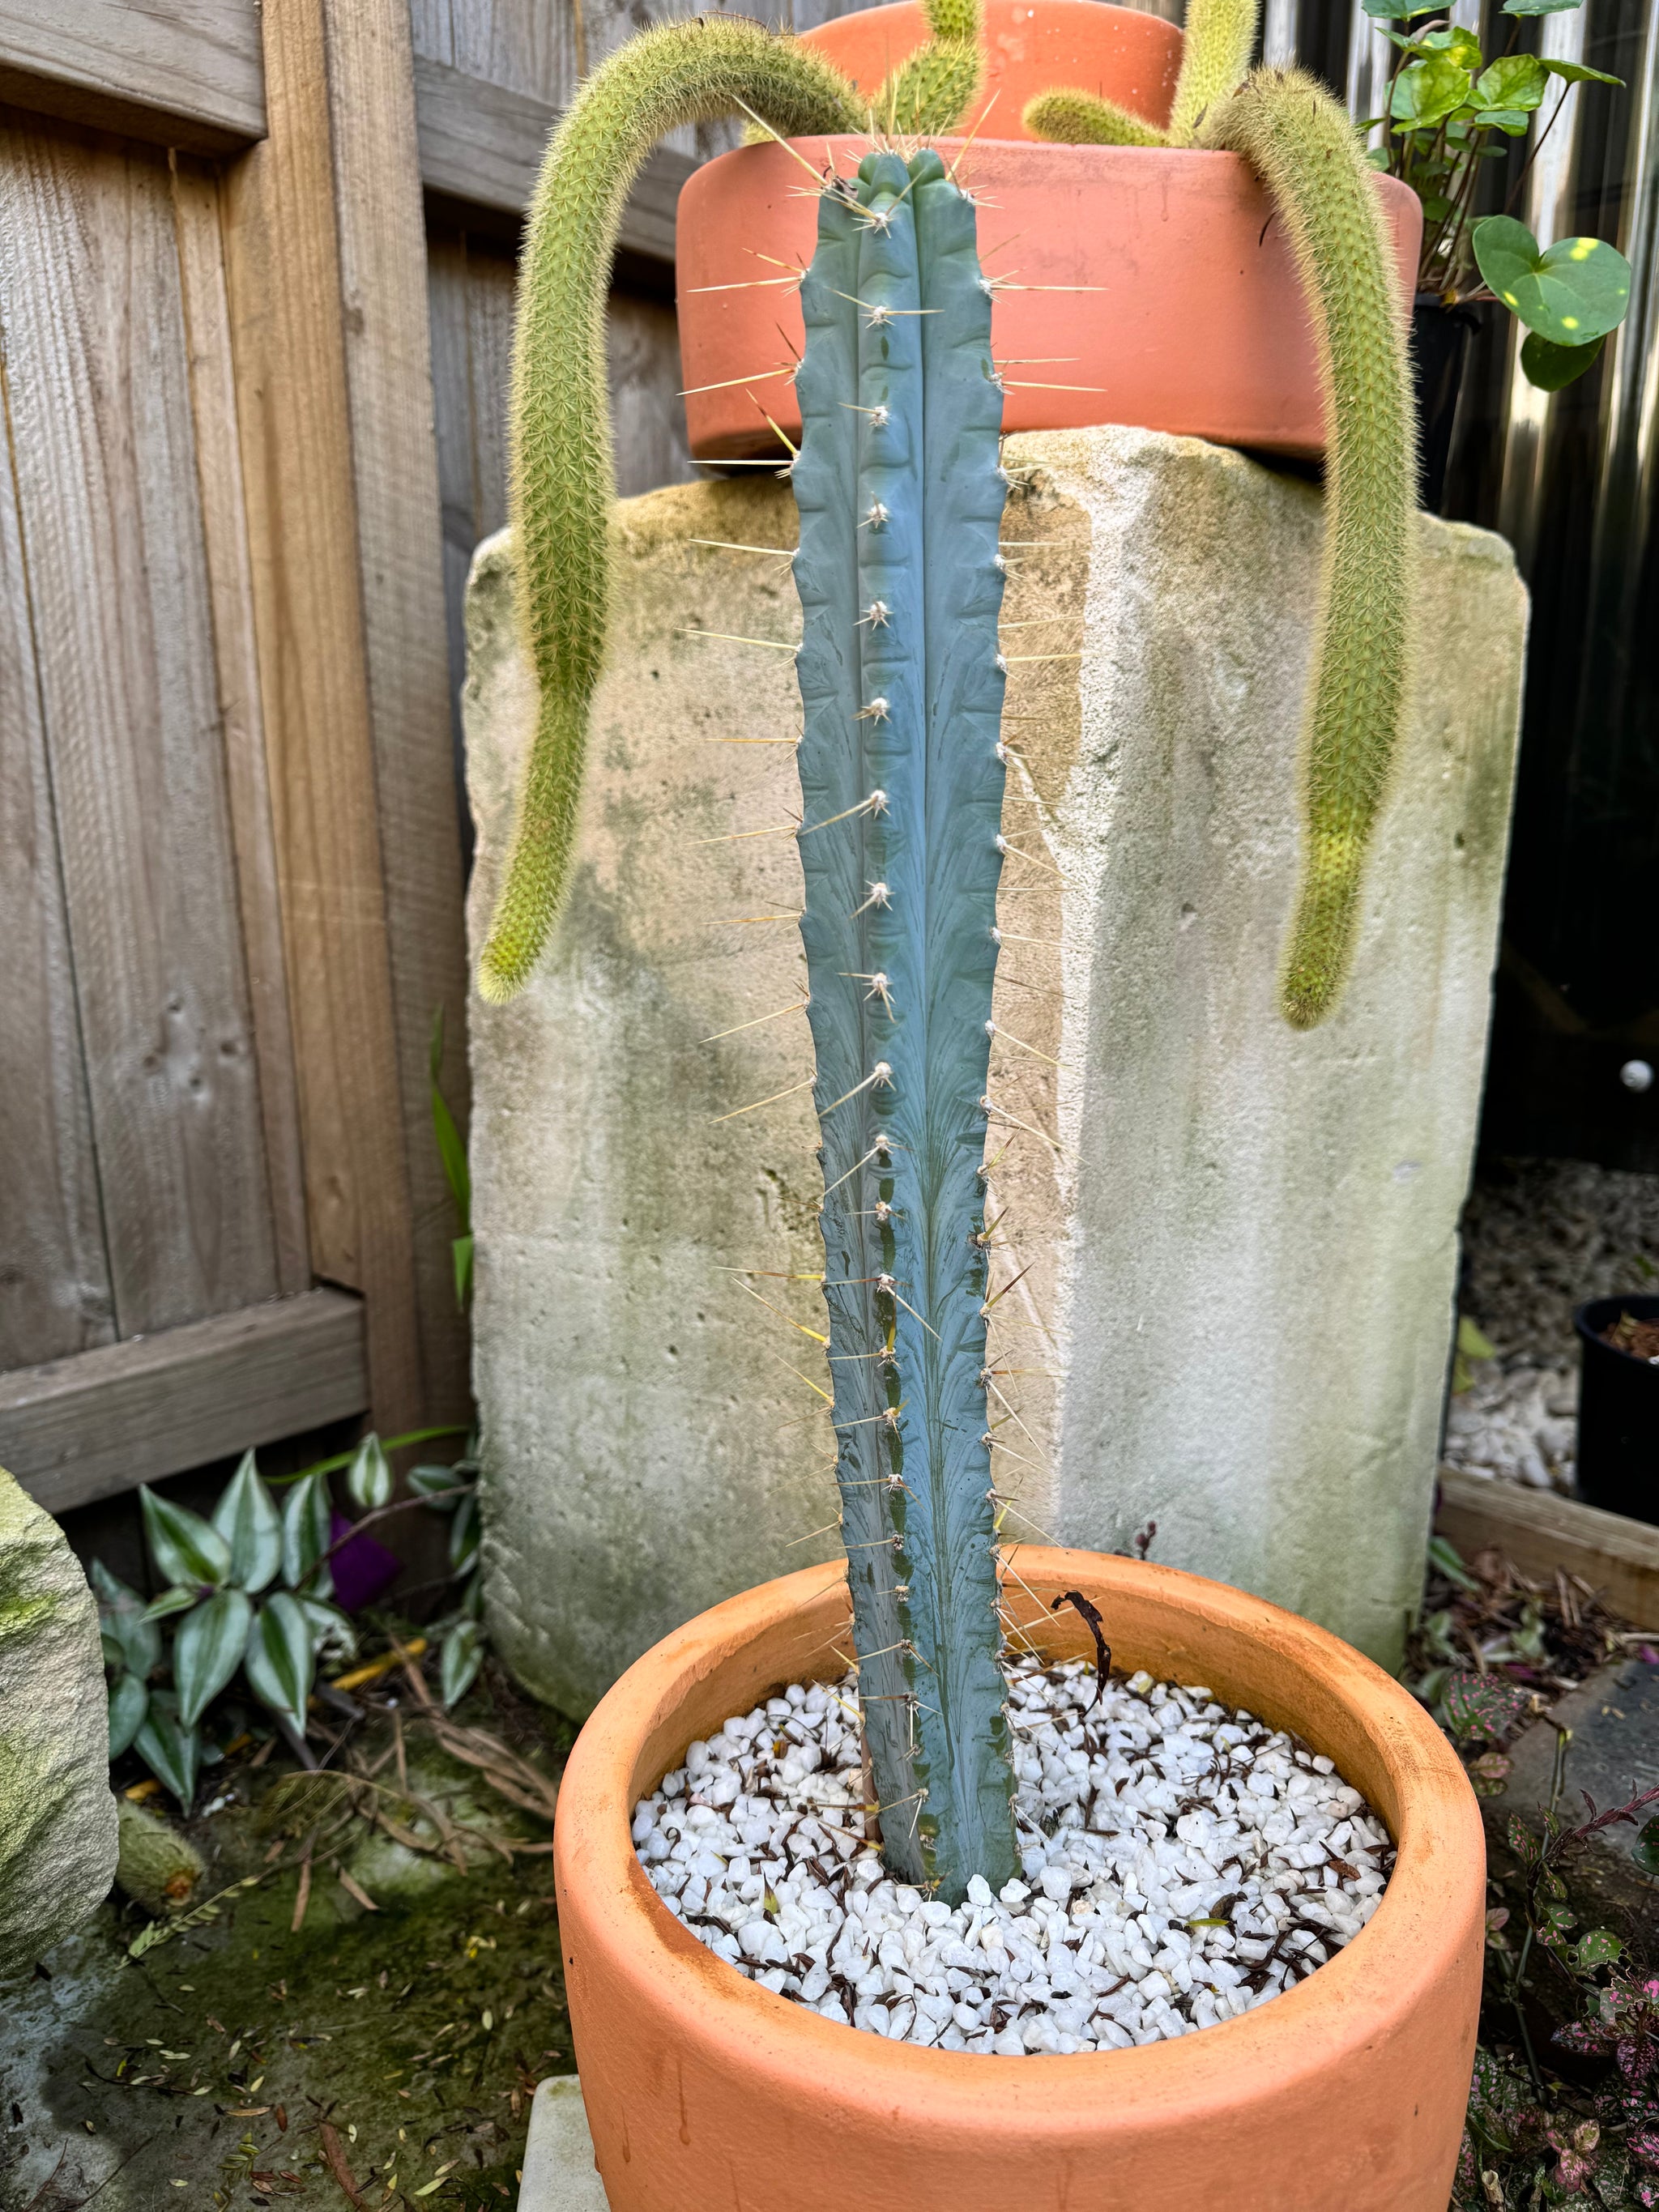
170, 153, 311, 1298
319, 0, 473, 1423
0, 113, 279, 1338
221, 0, 428, 1433
0, 298, 114, 1367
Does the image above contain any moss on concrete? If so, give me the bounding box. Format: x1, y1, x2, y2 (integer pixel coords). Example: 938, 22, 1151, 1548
0, 1719, 573, 2210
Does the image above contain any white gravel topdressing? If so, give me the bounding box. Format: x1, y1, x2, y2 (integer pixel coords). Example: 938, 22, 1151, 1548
632, 1652, 1394, 2054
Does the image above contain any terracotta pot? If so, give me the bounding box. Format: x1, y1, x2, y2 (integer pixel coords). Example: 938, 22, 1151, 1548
797, 0, 1182, 145
554, 1546, 1484, 2211
677, 136, 1422, 462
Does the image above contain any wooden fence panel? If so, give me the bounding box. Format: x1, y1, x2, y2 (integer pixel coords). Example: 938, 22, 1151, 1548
0, 113, 281, 1340
0, 331, 113, 1370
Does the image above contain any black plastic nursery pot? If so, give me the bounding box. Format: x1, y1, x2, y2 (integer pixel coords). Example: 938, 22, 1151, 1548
1574, 1294, 1659, 1522
1410, 296, 1482, 515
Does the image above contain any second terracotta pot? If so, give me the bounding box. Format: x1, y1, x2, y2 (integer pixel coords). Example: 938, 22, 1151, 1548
678, 135, 1421, 462
555, 1547, 1484, 2211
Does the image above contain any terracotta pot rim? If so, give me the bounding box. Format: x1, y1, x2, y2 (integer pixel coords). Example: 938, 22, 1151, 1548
556, 1546, 1484, 2112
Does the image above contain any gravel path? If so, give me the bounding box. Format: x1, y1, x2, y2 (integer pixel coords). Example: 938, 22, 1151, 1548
632, 1654, 1392, 2055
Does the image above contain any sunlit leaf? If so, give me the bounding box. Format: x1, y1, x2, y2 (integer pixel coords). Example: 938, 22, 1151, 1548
345, 1434, 393, 1514
1520, 328, 1606, 388
1473, 215, 1633, 343
211, 1451, 283, 1593
134, 1691, 201, 1811
243, 1592, 315, 1736
1541, 56, 1623, 85
440, 1618, 484, 1708
173, 1588, 254, 1728
281, 1471, 335, 1600
108, 1671, 148, 1759
1473, 53, 1548, 111
1392, 53, 1473, 128
139, 1486, 231, 1592
1421, 24, 1483, 66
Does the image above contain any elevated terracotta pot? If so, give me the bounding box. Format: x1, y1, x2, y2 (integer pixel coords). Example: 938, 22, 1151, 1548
798, 0, 1182, 144
678, 135, 1422, 462
554, 1547, 1484, 2211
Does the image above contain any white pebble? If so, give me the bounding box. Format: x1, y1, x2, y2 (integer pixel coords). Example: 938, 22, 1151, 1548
633, 1654, 1390, 2056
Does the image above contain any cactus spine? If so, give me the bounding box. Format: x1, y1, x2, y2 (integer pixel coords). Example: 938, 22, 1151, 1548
794, 150, 1017, 1900
1201, 70, 1416, 1027
478, 20, 864, 1001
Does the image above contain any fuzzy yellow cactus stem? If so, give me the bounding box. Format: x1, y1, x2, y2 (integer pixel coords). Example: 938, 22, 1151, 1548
1024, 0, 1258, 147
478, 19, 861, 1002
1201, 69, 1416, 1027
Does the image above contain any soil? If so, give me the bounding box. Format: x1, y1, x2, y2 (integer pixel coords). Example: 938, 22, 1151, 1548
1601, 1312, 1659, 1363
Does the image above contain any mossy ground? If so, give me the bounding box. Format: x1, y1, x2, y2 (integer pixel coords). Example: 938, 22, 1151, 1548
1, 1688, 574, 2210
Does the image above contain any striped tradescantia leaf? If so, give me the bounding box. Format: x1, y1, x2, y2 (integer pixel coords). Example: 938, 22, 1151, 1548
107, 1670, 149, 1759
174, 1588, 254, 1728
440, 1618, 484, 1708
244, 1592, 315, 1737
134, 1690, 201, 1811
345, 1433, 393, 1512
211, 1451, 283, 1593
92, 1558, 162, 1679
140, 1485, 232, 1592
281, 1472, 335, 1600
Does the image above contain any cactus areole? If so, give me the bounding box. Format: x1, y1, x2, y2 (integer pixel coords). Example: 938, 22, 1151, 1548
794, 149, 1017, 1899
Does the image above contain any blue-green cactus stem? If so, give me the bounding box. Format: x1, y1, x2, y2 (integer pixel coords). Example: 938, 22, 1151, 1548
794, 150, 1017, 1901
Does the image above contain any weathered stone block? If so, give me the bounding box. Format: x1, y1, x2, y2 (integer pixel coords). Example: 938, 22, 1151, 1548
466, 425, 1528, 1713
0, 1468, 117, 1979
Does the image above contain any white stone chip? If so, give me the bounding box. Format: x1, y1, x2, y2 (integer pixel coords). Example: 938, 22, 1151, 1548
632, 1654, 1393, 2056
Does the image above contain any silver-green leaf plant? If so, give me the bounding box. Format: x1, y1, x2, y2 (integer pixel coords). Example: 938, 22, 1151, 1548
793, 147, 1017, 1899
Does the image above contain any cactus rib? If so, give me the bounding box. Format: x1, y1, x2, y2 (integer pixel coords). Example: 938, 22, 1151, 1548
1201, 69, 1416, 1027
479, 19, 862, 1002
795, 150, 1017, 1900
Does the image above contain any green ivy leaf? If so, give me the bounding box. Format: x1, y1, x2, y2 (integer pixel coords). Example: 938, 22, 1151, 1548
173, 1588, 254, 1728
1470, 108, 1535, 134
1520, 329, 1606, 389
107, 1671, 148, 1760
139, 1485, 232, 1592
440, 1618, 484, 1708
243, 1592, 315, 1737
1362, 0, 1444, 15
1503, 0, 1585, 14
134, 1691, 201, 1812
1475, 215, 1633, 343
211, 1451, 282, 1594
281, 1471, 335, 1600
1473, 53, 1549, 111
1392, 53, 1474, 128
345, 1434, 393, 1514
1541, 56, 1623, 86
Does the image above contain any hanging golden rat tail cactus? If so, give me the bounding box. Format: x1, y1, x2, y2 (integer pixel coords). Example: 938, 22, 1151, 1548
1200, 68, 1416, 1028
